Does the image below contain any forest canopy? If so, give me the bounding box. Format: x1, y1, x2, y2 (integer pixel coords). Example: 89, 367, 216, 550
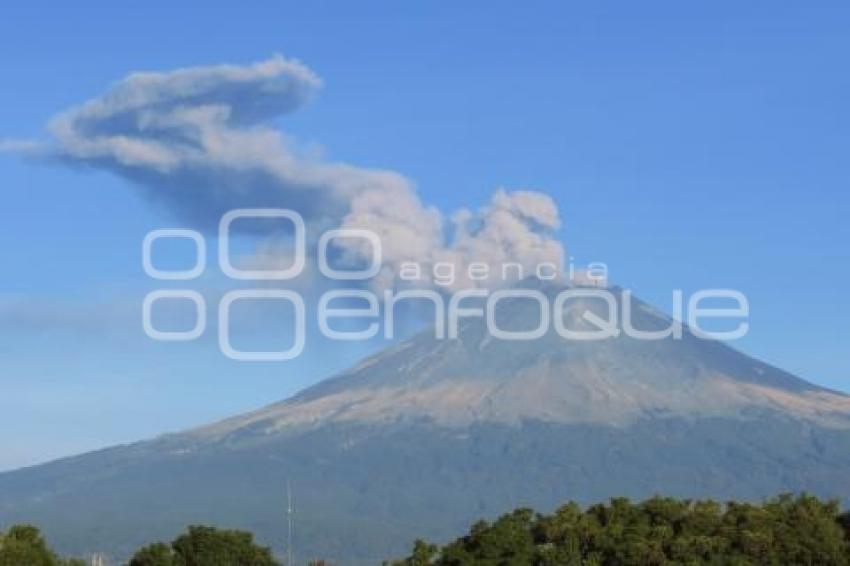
3, 493, 850, 565
388, 493, 850, 566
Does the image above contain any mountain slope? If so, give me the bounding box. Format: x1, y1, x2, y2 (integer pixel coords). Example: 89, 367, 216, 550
190, 284, 850, 435
1, 283, 849, 564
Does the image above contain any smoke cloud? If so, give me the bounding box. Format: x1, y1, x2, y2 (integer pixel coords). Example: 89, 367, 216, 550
5, 55, 564, 290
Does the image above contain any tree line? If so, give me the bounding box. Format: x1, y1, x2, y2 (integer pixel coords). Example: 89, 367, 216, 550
389, 493, 850, 565
2, 493, 850, 565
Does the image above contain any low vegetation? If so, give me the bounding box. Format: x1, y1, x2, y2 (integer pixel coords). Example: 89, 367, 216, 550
2, 494, 849, 565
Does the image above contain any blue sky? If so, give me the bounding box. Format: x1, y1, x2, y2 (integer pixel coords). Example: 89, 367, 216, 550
1, 1, 848, 471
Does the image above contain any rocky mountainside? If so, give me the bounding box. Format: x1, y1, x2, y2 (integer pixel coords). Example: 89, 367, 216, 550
1, 283, 849, 564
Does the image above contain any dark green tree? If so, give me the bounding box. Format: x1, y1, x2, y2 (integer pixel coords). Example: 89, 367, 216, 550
130, 525, 278, 566
391, 494, 850, 566
129, 542, 175, 566
0, 525, 57, 566
0, 524, 85, 566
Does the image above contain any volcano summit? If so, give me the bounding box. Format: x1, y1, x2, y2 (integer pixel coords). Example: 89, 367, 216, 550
1, 283, 848, 564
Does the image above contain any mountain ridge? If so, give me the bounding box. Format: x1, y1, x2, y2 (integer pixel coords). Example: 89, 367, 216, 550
1, 281, 849, 563
175, 282, 850, 443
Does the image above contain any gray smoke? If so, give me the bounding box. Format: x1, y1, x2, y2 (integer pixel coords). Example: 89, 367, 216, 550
5, 55, 564, 290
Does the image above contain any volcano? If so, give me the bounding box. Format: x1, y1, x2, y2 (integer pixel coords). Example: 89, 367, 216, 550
1, 282, 849, 564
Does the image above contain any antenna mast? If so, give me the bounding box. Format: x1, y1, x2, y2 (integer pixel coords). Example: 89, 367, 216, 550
286, 480, 293, 566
